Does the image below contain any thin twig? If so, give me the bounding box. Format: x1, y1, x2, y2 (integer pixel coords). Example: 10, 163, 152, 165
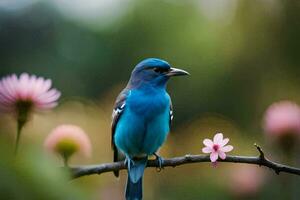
70, 144, 300, 179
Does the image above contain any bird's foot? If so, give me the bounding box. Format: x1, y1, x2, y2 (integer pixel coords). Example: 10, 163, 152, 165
153, 153, 164, 172
124, 156, 134, 170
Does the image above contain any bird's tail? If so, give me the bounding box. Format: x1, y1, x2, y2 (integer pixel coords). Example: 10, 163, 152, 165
125, 157, 147, 200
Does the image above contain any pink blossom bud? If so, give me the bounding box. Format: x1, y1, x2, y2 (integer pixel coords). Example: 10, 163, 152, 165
44, 125, 92, 164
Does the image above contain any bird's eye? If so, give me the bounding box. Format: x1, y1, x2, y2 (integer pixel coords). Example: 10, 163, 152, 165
153, 68, 169, 74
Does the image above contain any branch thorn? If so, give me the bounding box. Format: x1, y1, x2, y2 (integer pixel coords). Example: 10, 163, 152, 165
254, 143, 265, 165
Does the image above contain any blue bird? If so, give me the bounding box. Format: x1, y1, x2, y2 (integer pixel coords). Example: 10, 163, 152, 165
111, 58, 189, 200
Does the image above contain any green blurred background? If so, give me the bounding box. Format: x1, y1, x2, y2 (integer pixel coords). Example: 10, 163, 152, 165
0, 0, 299, 199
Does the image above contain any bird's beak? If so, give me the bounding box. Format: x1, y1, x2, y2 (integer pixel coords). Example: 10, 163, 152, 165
166, 67, 190, 77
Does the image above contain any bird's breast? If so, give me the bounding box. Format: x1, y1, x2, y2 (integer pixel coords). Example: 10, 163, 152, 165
126, 89, 170, 118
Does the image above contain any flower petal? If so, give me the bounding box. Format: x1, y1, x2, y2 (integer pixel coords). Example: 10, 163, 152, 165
210, 152, 218, 162
218, 151, 226, 159
203, 139, 213, 148
221, 145, 233, 152
0, 73, 60, 113
202, 147, 212, 153
213, 133, 223, 144
220, 138, 229, 147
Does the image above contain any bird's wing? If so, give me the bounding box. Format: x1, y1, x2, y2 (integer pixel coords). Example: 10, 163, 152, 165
169, 99, 173, 127
111, 88, 128, 177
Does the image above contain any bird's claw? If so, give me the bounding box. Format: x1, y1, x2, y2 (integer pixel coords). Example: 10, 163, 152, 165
153, 153, 164, 172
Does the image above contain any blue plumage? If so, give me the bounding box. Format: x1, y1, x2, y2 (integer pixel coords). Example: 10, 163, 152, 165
115, 88, 170, 155
111, 58, 189, 200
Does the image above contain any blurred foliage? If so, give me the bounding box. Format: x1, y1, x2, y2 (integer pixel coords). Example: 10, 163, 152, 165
0, 138, 87, 199
0, 0, 300, 199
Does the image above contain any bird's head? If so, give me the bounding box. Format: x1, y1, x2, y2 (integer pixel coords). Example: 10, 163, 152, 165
129, 58, 189, 88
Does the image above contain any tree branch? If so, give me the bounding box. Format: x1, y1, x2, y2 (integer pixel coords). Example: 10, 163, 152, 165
70, 144, 300, 179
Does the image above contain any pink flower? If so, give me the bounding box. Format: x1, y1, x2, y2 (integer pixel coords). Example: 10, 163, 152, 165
0, 73, 61, 113
202, 133, 233, 162
0, 73, 61, 154
263, 101, 300, 138
44, 125, 92, 160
